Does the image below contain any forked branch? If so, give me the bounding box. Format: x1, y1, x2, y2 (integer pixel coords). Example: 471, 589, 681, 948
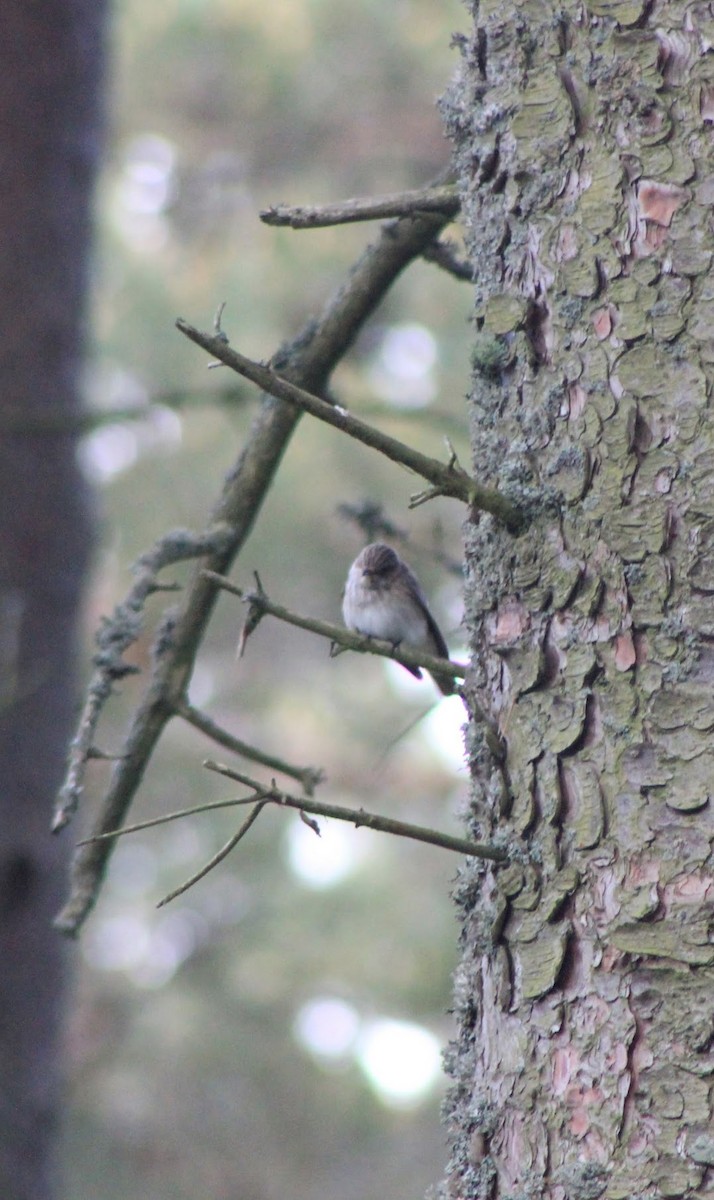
78, 758, 507, 908
54, 189, 460, 937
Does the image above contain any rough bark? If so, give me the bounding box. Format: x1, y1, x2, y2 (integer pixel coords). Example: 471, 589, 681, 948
0, 4, 105, 1198
442, 3, 714, 1197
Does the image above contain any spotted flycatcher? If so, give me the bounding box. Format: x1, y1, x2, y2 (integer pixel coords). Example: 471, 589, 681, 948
342, 542, 455, 695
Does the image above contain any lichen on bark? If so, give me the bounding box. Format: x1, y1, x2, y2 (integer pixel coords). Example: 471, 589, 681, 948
441, 3, 714, 1197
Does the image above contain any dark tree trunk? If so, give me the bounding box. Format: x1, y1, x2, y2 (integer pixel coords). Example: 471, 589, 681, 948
0, 4, 106, 1198
443, 3, 714, 1197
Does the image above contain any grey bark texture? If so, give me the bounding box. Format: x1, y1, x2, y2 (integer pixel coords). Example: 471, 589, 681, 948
0, 3, 105, 1198
442, 3, 714, 1198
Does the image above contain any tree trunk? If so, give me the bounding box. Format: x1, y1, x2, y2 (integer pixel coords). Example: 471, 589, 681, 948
443, 3, 714, 1197
0, 4, 105, 1198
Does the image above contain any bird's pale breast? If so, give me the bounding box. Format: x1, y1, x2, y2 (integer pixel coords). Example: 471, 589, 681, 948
342, 566, 430, 647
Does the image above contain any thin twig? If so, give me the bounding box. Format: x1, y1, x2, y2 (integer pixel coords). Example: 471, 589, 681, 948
336, 502, 463, 578
374, 706, 438, 770
76, 796, 256, 843
175, 321, 526, 530
156, 800, 269, 907
336, 500, 409, 546
422, 239, 473, 281
260, 184, 460, 229
202, 569, 468, 682
175, 699, 324, 793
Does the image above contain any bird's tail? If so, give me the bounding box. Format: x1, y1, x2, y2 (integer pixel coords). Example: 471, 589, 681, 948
430, 667, 458, 696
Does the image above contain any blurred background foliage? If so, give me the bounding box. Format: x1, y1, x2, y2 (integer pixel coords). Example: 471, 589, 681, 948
64, 1, 475, 1196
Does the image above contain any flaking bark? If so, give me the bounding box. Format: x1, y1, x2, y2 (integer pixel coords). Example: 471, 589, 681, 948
443, 4, 714, 1197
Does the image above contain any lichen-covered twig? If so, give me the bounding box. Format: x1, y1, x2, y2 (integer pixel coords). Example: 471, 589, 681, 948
51, 525, 234, 834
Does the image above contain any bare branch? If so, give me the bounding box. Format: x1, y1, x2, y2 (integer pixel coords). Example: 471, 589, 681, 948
157, 799, 269, 907
202, 569, 468, 683
55, 187, 458, 937
204, 760, 507, 862
352, 402, 467, 440
260, 184, 460, 229
77, 792, 266, 843
175, 699, 324, 794
175, 322, 526, 531
78, 760, 507, 868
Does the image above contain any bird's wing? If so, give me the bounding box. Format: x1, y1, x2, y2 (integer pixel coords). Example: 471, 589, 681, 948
420, 600, 450, 659
404, 565, 450, 660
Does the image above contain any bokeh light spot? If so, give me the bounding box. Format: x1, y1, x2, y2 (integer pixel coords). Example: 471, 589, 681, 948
368, 322, 438, 407
356, 1019, 442, 1108
294, 996, 360, 1061
285, 815, 364, 889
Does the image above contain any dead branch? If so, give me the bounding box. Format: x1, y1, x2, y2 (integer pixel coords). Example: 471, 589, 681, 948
202, 569, 468, 683
175, 699, 324, 794
175, 321, 526, 530
52, 524, 234, 834
54, 186, 459, 938
77, 759, 507, 904
260, 183, 460, 229
157, 799, 269, 907
204, 760, 507, 861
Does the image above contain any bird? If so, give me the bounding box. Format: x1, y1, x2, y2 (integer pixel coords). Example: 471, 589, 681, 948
342, 542, 456, 695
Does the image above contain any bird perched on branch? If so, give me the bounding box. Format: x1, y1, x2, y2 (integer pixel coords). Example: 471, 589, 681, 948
342, 542, 456, 695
